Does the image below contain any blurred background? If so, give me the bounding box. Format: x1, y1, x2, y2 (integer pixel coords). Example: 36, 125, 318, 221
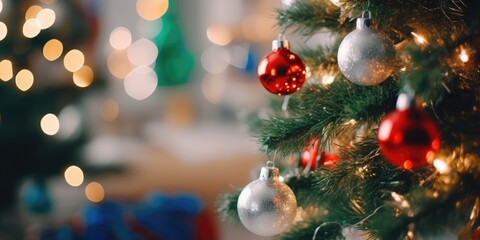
0, 0, 291, 239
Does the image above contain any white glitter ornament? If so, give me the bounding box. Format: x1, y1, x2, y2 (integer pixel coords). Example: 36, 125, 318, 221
237, 162, 297, 236
337, 12, 395, 86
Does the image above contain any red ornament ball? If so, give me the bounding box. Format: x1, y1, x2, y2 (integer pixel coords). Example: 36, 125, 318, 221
319, 151, 340, 170
258, 48, 306, 95
471, 227, 480, 240
378, 107, 441, 170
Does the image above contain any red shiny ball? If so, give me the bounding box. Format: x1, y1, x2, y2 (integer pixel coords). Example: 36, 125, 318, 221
471, 227, 480, 240
301, 138, 320, 171
378, 107, 441, 170
258, 48, 306, 96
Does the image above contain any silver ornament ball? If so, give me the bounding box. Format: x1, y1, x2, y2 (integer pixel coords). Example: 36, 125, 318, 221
337, 16, 395, 86
237, 164, 297, 236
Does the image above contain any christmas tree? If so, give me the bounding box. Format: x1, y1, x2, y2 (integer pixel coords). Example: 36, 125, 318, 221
219, 0, 480, 239
0, 0, 100, 211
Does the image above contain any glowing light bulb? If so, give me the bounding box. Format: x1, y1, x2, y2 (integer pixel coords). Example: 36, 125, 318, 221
64, 49, 85, 72
85, 182, 105, 203
64, 165, 84, 187
411, 32, 427, 45
459, 49, 469, 63
73, 65, 94, 88
433, 159, 450, 174
43, 39, 63, 61
15, 69, 34, 91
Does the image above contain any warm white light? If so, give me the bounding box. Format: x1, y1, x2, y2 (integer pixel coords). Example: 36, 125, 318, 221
40, 113, 60, 136
411, 32, 427, 45
136, 0, 169, 21
433, 159, 450, 174
73, 65, 94, 88
0, 22, 7, 41
459, 49, 469, 63
25, 5, 42, 20
107, 50, 133, 79
110, 27, 132, 50
23, 19, 41, 38
36, 8, 56, 29
124, 66, 157, 100
0, 59, 13, 81
64, 165, 84, 187
127, 38, 158, 66
43, 39, 63, 61
85, 182, 105, 203
15, 69, 34, 91
321, 75, 335, 85
64, 49, 85, 72
206, 25, 233, 46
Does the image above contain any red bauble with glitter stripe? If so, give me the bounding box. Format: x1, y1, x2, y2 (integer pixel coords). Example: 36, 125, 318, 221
377, 107, 441, 170
258, 41, 306, 96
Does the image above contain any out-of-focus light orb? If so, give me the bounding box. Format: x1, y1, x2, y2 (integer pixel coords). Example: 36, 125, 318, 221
36, 8, 56, 29
107, 50, 133, 79
0, 1, 3, 14
64, 49, 85, 72
40, 113, 60, 136
201, 46, 230, 74
206, 25, 233, 46
201, 75, 226, 104
43, 39, 63, 61
137, 19, 162, 39
459, 49, 469, 63
136, 0, 169, 21
58, 105, 81, 139
85, 182, 105, 203
0, 59, 13, 81
110, 27, 132, 50
0, 22, 7, 41
15, 69, 34, 91
124, 66, 157, 100
127, 38, 158, 66
100, 99, 119, 122
23, 19, 41, 38
73, 65, 94, 88
411, 32, 427, 45
64, 165, 84, 187
25, 5, 42, 20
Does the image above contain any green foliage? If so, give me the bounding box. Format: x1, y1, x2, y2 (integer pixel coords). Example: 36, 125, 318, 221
219, 0, 480, 239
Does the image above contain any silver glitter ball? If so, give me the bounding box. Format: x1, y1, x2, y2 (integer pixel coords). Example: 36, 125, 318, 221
237, 165, 297, 236
337, 16, 395, 86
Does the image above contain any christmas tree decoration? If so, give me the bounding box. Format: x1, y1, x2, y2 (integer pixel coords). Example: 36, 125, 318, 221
471, 227, 480, 240
337, 12, 395, 86
257, 35, 306, 95
319, 151, 340, 169
301, 138, 320, 171
377, 93, 441, 170
237, 161, 297, 236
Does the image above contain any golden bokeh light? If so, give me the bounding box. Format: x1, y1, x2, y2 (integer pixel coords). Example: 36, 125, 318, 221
85, 182, 105, 203
40, 113, 60, 136
459, 49, 469, 63
25, 5, 42, 20
107, 50, 133, 79
64, 165, 84, 187
0, 60, 13, 81
110, 27, 132, 50
15, 69, 34, 91
43, 39, 63, 61
100, 99, 119, 122
136, 0, 169, 21
0, 22, 7, 41
63, 49, 85, 72
23, 18, 41, 38
37, 8, 56, 29
206, 25, 233, 46
411, 32, 428, 45
73, 65, 94, 88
